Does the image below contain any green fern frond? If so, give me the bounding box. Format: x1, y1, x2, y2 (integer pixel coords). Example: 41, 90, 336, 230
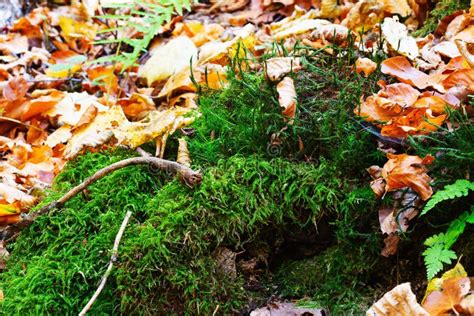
423, 210, 474, 279
94, 0, 192, 71
421, 179, 474, 216
423, 243, 457, 280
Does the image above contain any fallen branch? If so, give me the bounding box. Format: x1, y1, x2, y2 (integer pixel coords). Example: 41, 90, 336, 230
79, 210, 132, 316
1, 157, 202, 241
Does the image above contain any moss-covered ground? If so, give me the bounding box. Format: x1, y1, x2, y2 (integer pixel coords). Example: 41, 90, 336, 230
1, 44, 473, 315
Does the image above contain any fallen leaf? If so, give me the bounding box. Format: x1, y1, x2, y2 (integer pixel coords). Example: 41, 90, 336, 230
3, 77, 29, 101
64, 106, 127, 158
382, 17, 419, 60
423, 276, 471, 315
265, 57, 302, 82
177, 138, 191, 167
276, 77, 297, 120
381, 154, 434, 200
139, 36, 198, 86
367, 283, 429, 315
355, 57, 377, 77
381, 83, 420, 107
381, 56, 444, 92
381, 233, 400, 257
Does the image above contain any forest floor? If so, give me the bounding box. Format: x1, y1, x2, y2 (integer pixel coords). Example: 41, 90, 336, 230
0, 0, 473, 315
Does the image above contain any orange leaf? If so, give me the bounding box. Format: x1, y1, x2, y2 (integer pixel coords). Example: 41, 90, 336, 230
381, 83, 420, 107
442, 68, 474, 92
423, 277, 471, 315
381, 56, 445, 92
3, 76, 29, 101
276, 77, 297, 120
21, 90, 64, 121
381, 108, 447, 137
355, 95, 402, 123
381, 153, 434, 200
355, 57, 377, 77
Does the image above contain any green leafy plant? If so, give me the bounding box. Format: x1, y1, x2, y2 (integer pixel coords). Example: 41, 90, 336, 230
421, 179, 474, 279
95, 0, 192, 70
421, 179, 474, 216
423, 209, 474, 279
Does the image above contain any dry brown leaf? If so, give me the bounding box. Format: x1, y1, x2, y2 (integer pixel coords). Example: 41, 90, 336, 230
454, 39, 474, 67
265, 57, 302, 82
382, 17, 419, 60
355, 57, 377, 77
423, 277, 471, 315
381, 233, 400, 257
367, 283, 429, 315
381, 153, 434, 200
3, 76, 29, 101
276, 77, 297, 121
139, 36, 198, 86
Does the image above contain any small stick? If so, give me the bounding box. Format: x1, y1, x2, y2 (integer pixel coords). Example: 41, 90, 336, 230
78, 211, 132, 316
1, 157, 202, 241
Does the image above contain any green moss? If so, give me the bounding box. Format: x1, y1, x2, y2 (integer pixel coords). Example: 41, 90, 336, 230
274, 244, 380, 314
413, 0, 470, 37
1, 47, 386, 314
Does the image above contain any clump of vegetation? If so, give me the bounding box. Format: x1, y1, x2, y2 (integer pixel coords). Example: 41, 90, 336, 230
413, 0, 470, 37
0, 46, 390, 314
274, 243, 380, 314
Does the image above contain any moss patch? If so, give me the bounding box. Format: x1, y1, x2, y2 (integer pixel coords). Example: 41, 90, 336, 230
1, 46, 392, 314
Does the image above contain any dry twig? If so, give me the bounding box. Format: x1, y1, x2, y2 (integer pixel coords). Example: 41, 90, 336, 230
1, 157, 202, 241
78, 211, 132, 316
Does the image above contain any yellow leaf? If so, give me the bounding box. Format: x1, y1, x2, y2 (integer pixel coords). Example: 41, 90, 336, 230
58, 16, 96, 40
0, 203, 20, 216
64, 105, 127, 158
138, 36, 198, 86
177, 138, 191, 167
114, 107, 196, 148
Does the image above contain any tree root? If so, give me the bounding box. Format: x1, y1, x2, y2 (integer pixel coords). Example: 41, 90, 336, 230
0, 157, 202, 242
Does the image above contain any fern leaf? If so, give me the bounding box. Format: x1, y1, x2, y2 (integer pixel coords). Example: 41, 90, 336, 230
423, 243, 457, 279
421, 179, 474, 216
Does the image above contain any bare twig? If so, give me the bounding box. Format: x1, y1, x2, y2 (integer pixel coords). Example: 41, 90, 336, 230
1, 157, 202, 241
78, 211, 132, 316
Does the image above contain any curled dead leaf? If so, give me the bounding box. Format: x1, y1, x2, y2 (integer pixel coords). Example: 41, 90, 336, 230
276, 77, 297, 121
265, 57, 302, 82
367, 283, 429, 315
382, 153, 434, 200
355, 57, 377, 77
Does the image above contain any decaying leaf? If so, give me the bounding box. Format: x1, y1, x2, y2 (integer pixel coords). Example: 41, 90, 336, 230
382, 17, 419, 60
423, 263, 472, 315
367, 283, 429, 316
139, 36, 198, 86
355, 57, 377, 77
276, 77, 297, 121
381, 233, 400, 257
265, 57, 302, 82
114, 107, 196, 149
369, 154, 434, 201
64, 106, 127, 158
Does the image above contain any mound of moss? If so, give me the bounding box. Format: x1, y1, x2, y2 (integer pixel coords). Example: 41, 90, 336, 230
1, 47, 389, 314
